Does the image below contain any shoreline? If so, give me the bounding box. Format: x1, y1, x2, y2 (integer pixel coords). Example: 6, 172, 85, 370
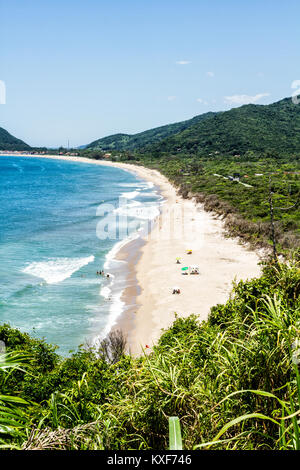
114, 164, 263, 355
2, 153, 263, 355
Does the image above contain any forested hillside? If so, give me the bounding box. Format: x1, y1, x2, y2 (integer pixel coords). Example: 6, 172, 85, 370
86, 112, 216, 151
86, 97, 300, 158
145, 98, 300, 157
0, 127, 31, 151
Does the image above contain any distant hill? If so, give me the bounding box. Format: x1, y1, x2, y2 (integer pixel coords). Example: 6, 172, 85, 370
87, 133, 131, 151
147, 97, 300, 157
86, 112, 217, 151
4, 96, 300, 157
0, 127, 31, 151
86, 97, 300, 158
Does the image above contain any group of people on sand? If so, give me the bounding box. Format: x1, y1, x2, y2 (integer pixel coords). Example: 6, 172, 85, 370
96, 270, 110, 278
172, 250, 196, 294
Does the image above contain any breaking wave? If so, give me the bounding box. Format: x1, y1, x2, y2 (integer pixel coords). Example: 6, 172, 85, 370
22, 256, 95, 284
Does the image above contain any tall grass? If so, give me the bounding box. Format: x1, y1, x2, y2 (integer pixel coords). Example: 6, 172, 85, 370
0, 260, 299, 450
0, 352, 32, 448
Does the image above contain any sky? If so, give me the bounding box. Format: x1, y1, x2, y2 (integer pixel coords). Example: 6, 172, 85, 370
1, 0, 300, 148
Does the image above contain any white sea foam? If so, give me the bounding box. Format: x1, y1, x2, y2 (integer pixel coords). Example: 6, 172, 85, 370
117, 182, 148, 188
114, 197, 160, 221
92, 228, 142, 346
93, 178, 162, 345
103, 233, 139, 271
101, 288, 125, 339
115, 204, 160, 220
139, 192, 156, 198
118, 181, 154, 191
120, 190, 141, 199
100, 285, 111, 299
93, 287, 125, 345
23, 256, 95, 284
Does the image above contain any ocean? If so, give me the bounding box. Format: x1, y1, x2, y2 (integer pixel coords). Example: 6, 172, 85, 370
0, 156, 161, 354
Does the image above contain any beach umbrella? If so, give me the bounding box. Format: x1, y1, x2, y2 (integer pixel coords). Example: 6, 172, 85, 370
181, 267, 189, 271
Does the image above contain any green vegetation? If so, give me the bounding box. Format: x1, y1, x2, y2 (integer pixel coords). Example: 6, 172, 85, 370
1, 96, 300, 450
142, 98, 300, 158
87, 133, 131, 151
86, 98, 300, 158
95, 152, 299, 255
81, 96, 300, 253
85, 112, 216, 151
0, 260, 299, 450
0, 127, 31, 151
3, 95, 300, 159
169, 417, 183, 450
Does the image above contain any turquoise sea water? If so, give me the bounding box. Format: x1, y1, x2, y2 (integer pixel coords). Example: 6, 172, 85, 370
0, 156, 161, 354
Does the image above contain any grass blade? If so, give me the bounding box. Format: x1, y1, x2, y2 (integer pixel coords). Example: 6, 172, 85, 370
169, 417, 183, 450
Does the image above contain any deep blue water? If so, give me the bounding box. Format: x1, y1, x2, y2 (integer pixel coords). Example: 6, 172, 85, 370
0, 156, 160, 354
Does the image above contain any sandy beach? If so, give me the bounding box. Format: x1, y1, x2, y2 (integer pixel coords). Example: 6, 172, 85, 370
111, 163, 262, 355
3, 153, 262, 354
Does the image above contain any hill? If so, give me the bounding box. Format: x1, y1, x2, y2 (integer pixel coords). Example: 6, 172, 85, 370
87, 133, 131, 151
147, 97, 300, 157
0, 127, 31, 151
86, 112, 217, 151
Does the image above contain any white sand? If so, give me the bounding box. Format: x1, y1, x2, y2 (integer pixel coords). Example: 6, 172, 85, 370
5, 154, 262, 353
116, 166, 262, 354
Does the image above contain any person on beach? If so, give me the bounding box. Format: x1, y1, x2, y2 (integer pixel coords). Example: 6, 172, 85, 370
172, 287, 181, 294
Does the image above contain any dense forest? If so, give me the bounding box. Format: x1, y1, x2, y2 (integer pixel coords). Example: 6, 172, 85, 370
86, 112, 216, 151
3, 96, 300, 159
86, 97, 300, 158
0, 127, 31, 151
146, 98, 300, 158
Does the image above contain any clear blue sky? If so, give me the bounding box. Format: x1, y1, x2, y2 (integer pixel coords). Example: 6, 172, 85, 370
1, 0, 299, 148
